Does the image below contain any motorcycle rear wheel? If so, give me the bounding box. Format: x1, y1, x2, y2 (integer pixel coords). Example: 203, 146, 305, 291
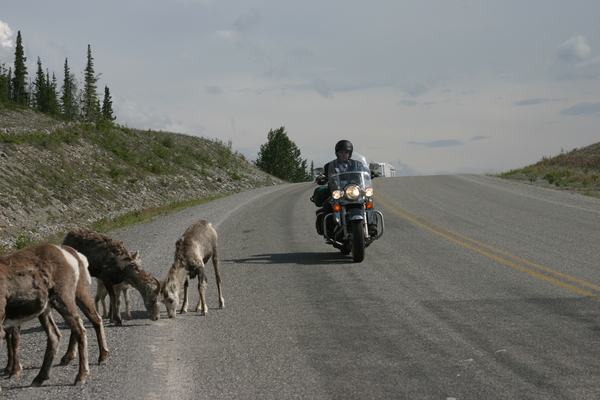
350, 220, 365, 262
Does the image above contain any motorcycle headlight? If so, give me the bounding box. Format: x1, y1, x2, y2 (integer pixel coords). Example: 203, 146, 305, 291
345, 185, 361, 200
332, 190, 343, 200
365, 188, 374, 197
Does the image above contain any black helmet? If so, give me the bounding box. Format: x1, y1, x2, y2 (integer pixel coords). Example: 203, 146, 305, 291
335, 140, 353, 156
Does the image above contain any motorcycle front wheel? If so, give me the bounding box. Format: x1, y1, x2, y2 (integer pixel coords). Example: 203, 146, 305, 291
350, 219, 365, 262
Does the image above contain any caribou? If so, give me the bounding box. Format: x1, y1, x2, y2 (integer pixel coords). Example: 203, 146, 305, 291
0, 244, 90, 389
95, 279, 131, 322
161, 220, 224, 318
62, 228, 161, 324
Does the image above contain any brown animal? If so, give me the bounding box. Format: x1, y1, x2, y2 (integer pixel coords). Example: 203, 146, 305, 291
4, 245, 109, 377
0, 244, 90, 389
95, 279, 131, 322
161, 220, 224, 318
62, 228, 160, 324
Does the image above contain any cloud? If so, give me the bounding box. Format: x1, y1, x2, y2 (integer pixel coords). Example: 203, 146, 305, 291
406, 136, 487, 150
557, 36, 591, 63
206, 85, 223, 94
0, 19, 14, 48
553, 36, 600, 80
216, 9, 267, 63
234, 9, 260, 33
391, 160, 424, 176
407, 139, 463, 148
514, 98, 561, 106
310, 78, 332, 98
469, 136, 488, 141
175, 0, 215, 3
215, 30, 236, 42
401, 82, 431, 97
561, 101, 600, 116
398, 99, 418, 107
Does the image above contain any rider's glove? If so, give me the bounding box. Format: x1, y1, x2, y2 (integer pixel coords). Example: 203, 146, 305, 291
316, 175, 327, 185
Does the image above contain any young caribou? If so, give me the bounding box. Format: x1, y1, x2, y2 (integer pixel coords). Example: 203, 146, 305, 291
161, 220, 224, 318
95, 279, 131, 322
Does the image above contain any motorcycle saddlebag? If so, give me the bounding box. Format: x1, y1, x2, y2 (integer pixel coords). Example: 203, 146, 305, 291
311, 185, 330, 207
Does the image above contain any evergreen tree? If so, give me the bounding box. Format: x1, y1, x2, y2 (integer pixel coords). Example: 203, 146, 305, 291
101, 85, 116, 121
47, 71, 61, 116
0, 63, 10, 104
32, 58, 60, 115
32, 57, 47, 112
7, 68, 12, 101
254, 127, 311, 182
61, 58, 78, 121
82, 44, 99, 122
11, 31, 28, 106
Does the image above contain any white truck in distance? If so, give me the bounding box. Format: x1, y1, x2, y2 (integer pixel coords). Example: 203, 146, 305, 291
369, 162, 396, 178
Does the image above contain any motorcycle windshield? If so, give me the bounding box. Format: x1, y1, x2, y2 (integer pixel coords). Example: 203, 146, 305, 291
327, 152, 372, 192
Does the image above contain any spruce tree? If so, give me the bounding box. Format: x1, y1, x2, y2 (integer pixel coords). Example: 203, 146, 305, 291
0, 63, 10, 104
47, 71, 61, 116
82, 44, 99, 122
61, 58, 77, 121
33, 57, 47, 112
101, 85, 116, 121
11, 31, 28, 106
254, 127, 311, 182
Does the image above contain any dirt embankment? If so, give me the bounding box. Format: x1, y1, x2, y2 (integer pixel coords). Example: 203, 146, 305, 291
0, 108, 284, 251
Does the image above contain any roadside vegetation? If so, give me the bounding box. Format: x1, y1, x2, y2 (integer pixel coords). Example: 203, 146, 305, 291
495, 142, 600, 197
253, 126, 312, 182
0, 106, 282, 255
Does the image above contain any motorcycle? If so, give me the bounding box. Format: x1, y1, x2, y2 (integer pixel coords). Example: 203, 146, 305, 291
312, 152, 384, 262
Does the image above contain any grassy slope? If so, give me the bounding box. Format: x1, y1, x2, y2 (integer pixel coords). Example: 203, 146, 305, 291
496, 142, 600, 197
0, 107, 282, 253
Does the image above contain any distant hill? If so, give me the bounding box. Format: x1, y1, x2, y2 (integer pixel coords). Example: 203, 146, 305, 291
496, 142, 600, 197
0, 107, 284, 253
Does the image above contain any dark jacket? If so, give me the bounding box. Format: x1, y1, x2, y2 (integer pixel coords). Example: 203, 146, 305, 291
323, 158, 362, 181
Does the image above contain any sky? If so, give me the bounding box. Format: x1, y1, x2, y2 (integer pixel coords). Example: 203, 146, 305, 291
1, 1, 599, 175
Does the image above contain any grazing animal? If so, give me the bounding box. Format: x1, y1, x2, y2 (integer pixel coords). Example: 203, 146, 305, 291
4, 245, 109, 377
62, 228, 161, 324
0, 244, 90, 389
95, 279, 131, 322
161, 220, 224, 318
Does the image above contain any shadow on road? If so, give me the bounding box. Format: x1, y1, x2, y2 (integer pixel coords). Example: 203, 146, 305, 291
225, 251, 352, 266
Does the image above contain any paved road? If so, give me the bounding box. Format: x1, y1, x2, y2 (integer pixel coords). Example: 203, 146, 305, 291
2, 175, 599, 399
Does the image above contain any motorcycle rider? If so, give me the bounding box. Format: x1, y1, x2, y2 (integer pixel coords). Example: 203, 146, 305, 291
322, 139, 361, 180
316, 140, 378, 237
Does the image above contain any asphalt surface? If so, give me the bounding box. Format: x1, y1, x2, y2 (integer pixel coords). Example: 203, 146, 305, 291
1, 175, 599, 399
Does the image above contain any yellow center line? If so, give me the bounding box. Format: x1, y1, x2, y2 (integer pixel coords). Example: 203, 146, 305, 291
375, 191, 600, 298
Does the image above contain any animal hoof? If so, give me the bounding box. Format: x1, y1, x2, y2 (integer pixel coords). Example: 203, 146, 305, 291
60, 357, 74, 365
74, 380, 86, 386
